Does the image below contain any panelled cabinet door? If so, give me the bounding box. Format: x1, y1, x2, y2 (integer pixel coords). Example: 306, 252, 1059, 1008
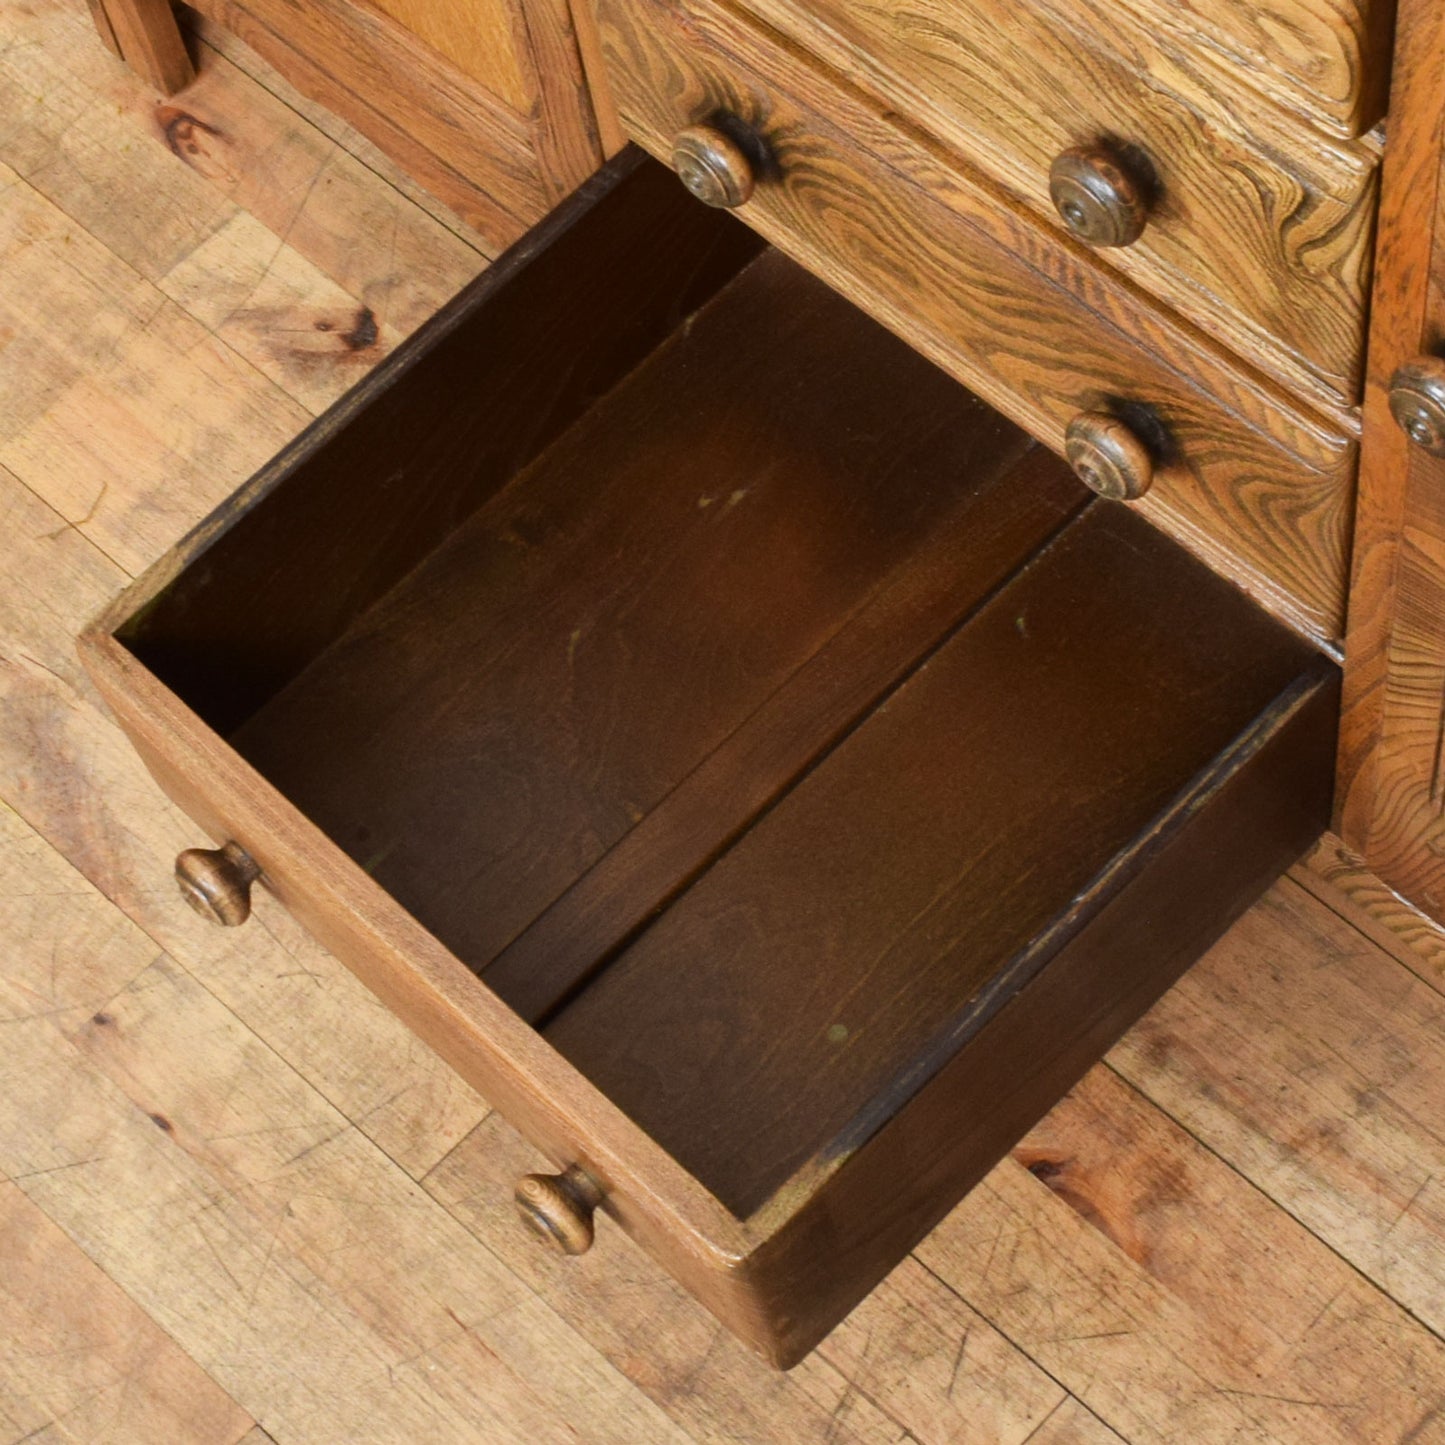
1338, 0, 1445, 917
86, 0, 617, 249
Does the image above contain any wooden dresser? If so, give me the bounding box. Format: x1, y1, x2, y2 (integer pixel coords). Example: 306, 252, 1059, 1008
78, 0, 1445, 1368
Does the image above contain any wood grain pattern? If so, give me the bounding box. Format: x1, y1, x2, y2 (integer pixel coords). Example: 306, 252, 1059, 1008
1294, 833, 1445, 989
181, 0, 600, 250
546, 506, 1332, 1219
0, 1181, 254, 1443
1112, 877, 1445, 1362
6, 23, 1445, 1432
929, 1050, 1445, 1442
0, 459, 490, 1183
112, 156, 763, 733
0, 159, 309, 576
1336, 0, 1445, 915
5, 1, 487, 323
426, 1109, 1075, 1445
483, 445, 1080, 1023
739, 0, 1379, 408
0, 809, 691, 1445
1114, 0, 1395, 139
367, 0, 536, 110
79, 144, 1339, 1363
0, 17, 496, 1181
89, 0, 195, 94
595, 0, 1359, 647
220, 255, 1072, 1017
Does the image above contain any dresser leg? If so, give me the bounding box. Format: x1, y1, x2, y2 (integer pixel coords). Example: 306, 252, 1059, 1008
86, 0, 195, 95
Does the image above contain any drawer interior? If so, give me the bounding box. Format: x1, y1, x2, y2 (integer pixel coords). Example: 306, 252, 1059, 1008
114, 153, 1335, 1231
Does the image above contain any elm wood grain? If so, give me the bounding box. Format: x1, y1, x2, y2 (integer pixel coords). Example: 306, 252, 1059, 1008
227, 249, 1065, 997
1295, 834, 1445, 988
181, 0, 600, 250
118, 152, 763, 736
483, 443, 1082, 1024
179, 9, 492, 244
545, 504, 1335, 1220
1115, 0, 1394, 139
595, 0, 1359, 647
365, 0, 536, 110
1335, 0, 1445, 912
566, 0, 626, 156
734, 0, 1379, 410
86, 0, 195, 94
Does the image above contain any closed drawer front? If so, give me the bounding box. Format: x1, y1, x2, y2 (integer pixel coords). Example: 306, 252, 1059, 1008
736, 0, 1379, 409
597, 0, 1358, 645
1117, 0, 1393, 140
83, 153, 1337, 1369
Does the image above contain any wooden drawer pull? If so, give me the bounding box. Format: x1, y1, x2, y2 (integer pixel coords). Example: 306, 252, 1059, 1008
515, 1166, 603, 1255
1064, 411, 1155, 500
1049, 143, 1153, 249
671, 123, 756, 208
1389, 357, 1445, 457
174, 842, 261, 927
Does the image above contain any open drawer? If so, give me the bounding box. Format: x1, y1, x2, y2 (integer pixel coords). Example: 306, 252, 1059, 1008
80, 150, 1338, 1367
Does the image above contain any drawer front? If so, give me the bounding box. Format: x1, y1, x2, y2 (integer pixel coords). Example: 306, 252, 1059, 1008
81, 149, 1338, 1370
1117, 0, 1392, 140
596, 0, 1358, 645
731, 0, 1378, 408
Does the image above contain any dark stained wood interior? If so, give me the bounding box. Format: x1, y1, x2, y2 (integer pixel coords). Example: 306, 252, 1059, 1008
545, 505, 1331, 1216
225, 246, 1079, 986
118, 154, 764, 732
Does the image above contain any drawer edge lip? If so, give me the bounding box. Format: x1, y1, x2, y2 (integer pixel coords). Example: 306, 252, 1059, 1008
743, 655, 1340, 1240
84, 148, 661, 645
76, 626, 755, 1265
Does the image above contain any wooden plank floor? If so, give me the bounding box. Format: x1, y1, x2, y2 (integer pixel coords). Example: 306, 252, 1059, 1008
3, 5, 1445, 1441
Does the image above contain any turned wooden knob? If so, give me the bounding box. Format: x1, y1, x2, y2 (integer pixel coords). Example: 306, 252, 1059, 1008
1049, 143, 1152, 248
1064, 411, 1155, 500
671, 124, 756, 209
175, 842, 261, 927
1389, 356, 1445, 457
515, 1166, 603, 1256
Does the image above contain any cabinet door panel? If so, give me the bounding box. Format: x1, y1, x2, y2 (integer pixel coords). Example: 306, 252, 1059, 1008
1339, 0, 1445, 916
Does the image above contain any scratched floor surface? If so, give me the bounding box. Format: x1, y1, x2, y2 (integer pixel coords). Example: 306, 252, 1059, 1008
3, 4, 1445, 1441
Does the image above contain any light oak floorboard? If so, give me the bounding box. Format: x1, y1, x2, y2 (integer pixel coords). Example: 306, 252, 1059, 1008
0, 1180, 254, 1445
0, 799, 692, 1445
